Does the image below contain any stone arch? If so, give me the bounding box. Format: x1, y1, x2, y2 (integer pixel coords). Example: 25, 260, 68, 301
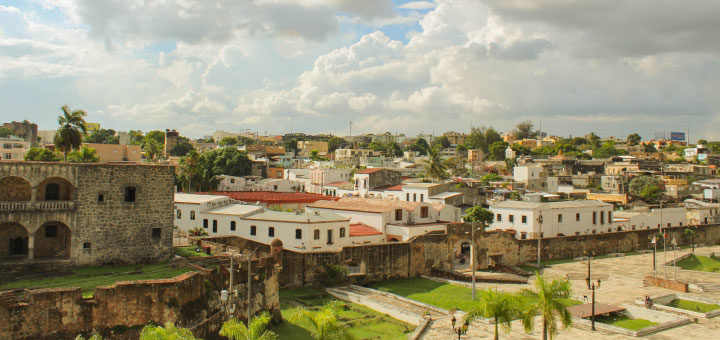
0, 222, 29, 258
37, 177, 74, 201
34, 221, 71, 258
0, 176, 32, 201
453, 238, 473, 265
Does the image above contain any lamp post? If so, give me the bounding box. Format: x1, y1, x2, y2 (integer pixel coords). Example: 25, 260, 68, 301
471, 221, 476, 300
585, 250, 601, 331
537, 215, 544, 271
451, 316, 469, 340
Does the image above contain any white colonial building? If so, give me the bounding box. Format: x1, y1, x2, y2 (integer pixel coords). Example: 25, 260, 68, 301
489, 200, 614, 239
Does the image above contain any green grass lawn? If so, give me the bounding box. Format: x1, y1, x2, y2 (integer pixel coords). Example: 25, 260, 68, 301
595, 314, 657, 331
676, 254, 720, 272
173, 246, 209, 258
667, 299, 720, 313
367, 277, 581, 312
274, 287, 414, 340
0, 262, 192, 298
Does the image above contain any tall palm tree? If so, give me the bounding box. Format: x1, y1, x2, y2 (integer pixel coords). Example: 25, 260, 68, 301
54, 105, 87, 161
520, 274, 573, 340
220, 312, 277, 340
465, 289, 523, 340
139, 322, 198, 340
144, 139, 162, 161
289, 300, 354, 340
424, 145, 448, 182
180, 150, 202, 193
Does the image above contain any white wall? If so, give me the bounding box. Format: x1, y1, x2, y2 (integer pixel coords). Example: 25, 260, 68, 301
616, 208, 687, 231
489, 205, 615, 239
385, 224, 446, 241
306, 207, 387, 231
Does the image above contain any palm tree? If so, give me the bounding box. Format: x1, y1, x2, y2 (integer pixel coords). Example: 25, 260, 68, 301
68, 146, 99, 163
424, 145, 448, 182
54, 105, 87, 161
220, 312, 277, 340
180, 150, 202, 193
144, 139, 162, 161
289, 300, 354, 340
520, 274, 573, 340
465, 289, 523, 340
139, 322, 198, 340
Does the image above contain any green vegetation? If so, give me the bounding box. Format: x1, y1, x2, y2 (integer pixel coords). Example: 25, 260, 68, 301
220, 312, 277, 340
274, 287, 413, 340
0, 262, 192, 298
68, 146, 99, 163
676, 254, 720, 272
595, 314, 657, 331
667, 299, 720, 313
369, 277, 477, 311
24, 147, 61, 161
139, 322, 199, 340
54, 105, 88, 161
173, 246, 209, 258
521, 275, 573, 340
465, 289, 525, 340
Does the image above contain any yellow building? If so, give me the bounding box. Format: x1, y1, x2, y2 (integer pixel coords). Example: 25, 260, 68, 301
85, 123, 101, 133
84, 143, 142, 162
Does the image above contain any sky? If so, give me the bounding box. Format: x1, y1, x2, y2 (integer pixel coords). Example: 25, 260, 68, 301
1, 0, 720, 141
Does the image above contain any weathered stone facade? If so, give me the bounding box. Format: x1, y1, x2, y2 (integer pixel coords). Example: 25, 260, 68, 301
1, 121, 38, 146
0, 161, 175, 266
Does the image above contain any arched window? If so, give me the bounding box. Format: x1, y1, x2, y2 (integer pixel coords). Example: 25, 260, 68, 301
339, 228, 346, 238
250, 225, 257, 236
124, 186, 136, 202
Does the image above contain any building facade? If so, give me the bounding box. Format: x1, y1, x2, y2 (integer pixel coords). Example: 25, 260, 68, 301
1, 137, 30, 160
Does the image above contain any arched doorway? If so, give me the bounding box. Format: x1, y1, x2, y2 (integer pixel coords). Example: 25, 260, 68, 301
0, 223, 29, 258
0, 176, 32, 201
34, 222, 71, 258
36, 177, 73, 201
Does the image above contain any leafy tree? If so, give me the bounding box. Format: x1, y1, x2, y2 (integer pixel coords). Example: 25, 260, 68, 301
310, 150, 329, 161
385, 141, 403, 157
463, 206, 494, 228
128, 130, 144, 145
68, 146, 99, 163
488, 141, 509, 160
444, 156, 468, 176
456, 144, 468, 157
510, 144, 531, 156
139, 322, 198, 340
586, 132, 601, 148
327, 136, 347, 153
367, 141, 386, 152
289, 301, 355, 340
202, 148, 252, 177
54, 105, 88, 161
520, 274, 573, 340
220, 312, 277, 340
513, 121, 537, 139
432, 136, 451, 148
480, 173, 503, 185
220, 137, 238, 146
84, 129, 119, 144
424, 146, 448, 181
643, 143, 657, 153
684, 228, 696, 252
629, 175, 664, 201
627, 133, 641, 146
465, 289, 525, 340
509, 191, 522, 201
24, 147, 61, 161
170, 137, 195, 157
284, 139, 299, 154
592, 141, 626, 159
408, 138, 429, 156
697, 139, 708, 145
0, 126, 14, 138
237, 136, 255, 146
144, 130, 165, 147
143, 140, 162, 161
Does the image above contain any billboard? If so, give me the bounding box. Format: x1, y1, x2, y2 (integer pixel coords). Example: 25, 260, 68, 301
670, 132, 686, 141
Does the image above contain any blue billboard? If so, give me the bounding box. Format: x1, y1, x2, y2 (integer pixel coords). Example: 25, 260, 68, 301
670, 132, 686, 141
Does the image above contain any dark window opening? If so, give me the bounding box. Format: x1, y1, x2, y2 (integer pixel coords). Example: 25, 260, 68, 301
250, 225, 257, 236
340, 228, 346, 238
314, 229, 320, 240
269, 227, 275, 237
496, 214, 502, 222
152, 228, 161, 238
230, 221, 236, 231
203, 219, 208, 228
558, 214, 563, 223
521, 215, 527, 224
327, 229, 333, 245
83, 242, 91, 249
421, 206, 429, 218
190, 211, 196, 220
98, 194, 104, 202
395, 209, 402, 221
295, 229, 302, 239
509, 215, 514, 223
45, 183, 59, 200
44, 225, 57, 238
576, 213, 580, 221
176, 210, 181, 219
124, 187, 136, 202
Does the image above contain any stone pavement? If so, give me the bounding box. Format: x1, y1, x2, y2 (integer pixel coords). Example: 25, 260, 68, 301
417, 245, 720, 339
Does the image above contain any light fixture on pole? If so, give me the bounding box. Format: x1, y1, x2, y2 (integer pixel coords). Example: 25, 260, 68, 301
537, 215, 544, 271
585, 250, 601, 331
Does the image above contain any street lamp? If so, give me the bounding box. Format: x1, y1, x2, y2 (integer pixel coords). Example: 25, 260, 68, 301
451, 316, 469, 340
585, 250, 602, 331
537, 215, 544, 271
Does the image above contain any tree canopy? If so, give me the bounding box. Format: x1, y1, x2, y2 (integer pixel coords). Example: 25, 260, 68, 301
0, 126, 14, 138
407, 138, 429, 156
464, 206, 494, 227
629, 175, 664, 201
327, 136, 347, 153
24, 147, 61, 161
202, 148, 252, 177
68, 146, 99, 163
169, 137, 194, 157
627, 133, 641, 146
432, 136, 451, 149
513, 121, 537, 140
84, 129, 119, 144
54, 105, 88, 161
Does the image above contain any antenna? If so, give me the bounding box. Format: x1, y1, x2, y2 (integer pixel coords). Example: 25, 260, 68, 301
349, 121, 353, 137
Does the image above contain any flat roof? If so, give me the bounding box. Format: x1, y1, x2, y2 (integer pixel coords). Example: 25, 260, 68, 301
308, 197, 431, 213
242, 210, 349, 223
208, 191, 338, 204
492, 200, 611, 210
174, 193, 229, 204
429, 192, 462, 199
206, 204, 264, 216
566, 303, 625, 318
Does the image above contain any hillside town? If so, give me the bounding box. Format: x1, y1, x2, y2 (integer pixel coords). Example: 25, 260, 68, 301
4, 1, 720, 340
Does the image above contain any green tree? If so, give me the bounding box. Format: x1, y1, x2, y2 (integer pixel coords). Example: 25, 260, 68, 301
444, 156, 467, 176
24, 147, 61, 161
202, 148, 252, 177
483, 128, 503, 151
54, 105, 88, 161
643, 143, 657, 153
139, 322, 198, 340
144, 130, 165, 146
84, 129, 119, 144
424, 146, 448, 181
520, 274, 573, 340
480, 173, 503, 185
697, 139, 708, 145
327, 136, 347, 153
628, 175, 664, 201
289, 301, 355, 340
465, 289, 525, 340
310, 150, 328, 161
513, 121, 537, 139
463, 206, 494, 229
432, 136, 451, 148
463, 127, 485, 150
684, 228, 696, 252
75, 334, 103, 340
456, 144, 468, 157
170, 137, 195, 157
586, 132, 601, 148
488, 141, 509, 160
220, 312, 277, 340
408, 138, 429, 156
509, 191, 522, 201
68, 146, 99, 163
143, 139, 162, 161
510, 144, 531, 156
128, 130, 144, 145
0, 126, 15, 138
220, 137, 238, 146
386, 141, 403, 157
627, 133, 641, 146
180, 150, 202, 192
284, 139, 299, 154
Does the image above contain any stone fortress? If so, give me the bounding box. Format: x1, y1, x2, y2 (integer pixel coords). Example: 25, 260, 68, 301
0, 161, 175, 267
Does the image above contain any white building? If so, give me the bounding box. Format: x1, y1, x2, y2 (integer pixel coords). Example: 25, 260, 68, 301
513, 165, 548, 191
216, 176, 303, 192
1, 137, 30, 160
489, 200, 614, 239
613, 207, 687, 231
174, 193, 382, 252
309, 168, 353, 194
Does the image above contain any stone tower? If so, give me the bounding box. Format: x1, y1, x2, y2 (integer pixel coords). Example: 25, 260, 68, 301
164, 129, 179, 158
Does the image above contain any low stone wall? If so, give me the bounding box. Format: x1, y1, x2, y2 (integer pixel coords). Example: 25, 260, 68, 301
644, 276, 689, 292
325, 287, 426, 325
636, 293, 720, 319
573, 304, 690, 337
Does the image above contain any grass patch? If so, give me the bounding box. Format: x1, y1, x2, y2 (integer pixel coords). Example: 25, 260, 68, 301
275, 287, 414, 340
173, 246, 209, 258
558, 298, 583, 307
0, 262, 192, 298
595, 314, 657, 331
667, 299, 720, 313
676, 254, 720, 272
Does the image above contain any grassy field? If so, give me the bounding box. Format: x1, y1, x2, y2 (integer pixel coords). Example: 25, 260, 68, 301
0, 262, 192, 297
274, 287, 414, 340
595, 314, 658, 331
367, 277, 581, 312
667, 299, 720, 313
676, 254, 720, 272
173, 246, 209, 257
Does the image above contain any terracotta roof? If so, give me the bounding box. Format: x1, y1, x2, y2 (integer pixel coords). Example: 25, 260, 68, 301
373, 184, 403, 191
349, 223, 383, 237
308, 197, 428, 213
355, 168, 384, 174
325, 181, 351, 187
566, 303, 625, 318
207, 191, 338, 204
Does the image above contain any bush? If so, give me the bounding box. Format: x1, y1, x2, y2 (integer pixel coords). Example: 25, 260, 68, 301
320, 263, 349, 286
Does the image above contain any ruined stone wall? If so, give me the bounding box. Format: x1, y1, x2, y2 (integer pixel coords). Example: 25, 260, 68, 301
0, 176, 31, 201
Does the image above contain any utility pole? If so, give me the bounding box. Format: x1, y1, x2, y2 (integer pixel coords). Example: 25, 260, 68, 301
537, 215, 544, 271
585, 250, 601, 331
229, 255, 234, 295
471, 221, 476, 300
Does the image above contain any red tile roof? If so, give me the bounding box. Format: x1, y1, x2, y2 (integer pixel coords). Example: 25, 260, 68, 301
206, 191, 339, 204
375, 184, 403, 191
355, 168, 384, 174
326, 181, 351, 187
349, 223, 383, 237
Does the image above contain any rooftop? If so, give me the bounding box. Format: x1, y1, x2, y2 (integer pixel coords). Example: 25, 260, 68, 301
308, 197, 435, 213
492, 200, 611, 210
206, 204, 264, 216
349, 223, 383, 236
429, 192, 462, 199
209, 191, 338, 204
243, 210, 349, 223
174, 193, 229, 204
355, 168, 385, 174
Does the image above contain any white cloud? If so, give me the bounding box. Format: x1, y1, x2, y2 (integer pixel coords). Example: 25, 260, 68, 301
398, 1, 437, 10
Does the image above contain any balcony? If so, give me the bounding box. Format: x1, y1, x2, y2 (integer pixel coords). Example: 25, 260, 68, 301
0, 201, 75, 212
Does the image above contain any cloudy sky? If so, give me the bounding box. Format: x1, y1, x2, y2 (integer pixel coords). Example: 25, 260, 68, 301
2, 0, 720, 141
